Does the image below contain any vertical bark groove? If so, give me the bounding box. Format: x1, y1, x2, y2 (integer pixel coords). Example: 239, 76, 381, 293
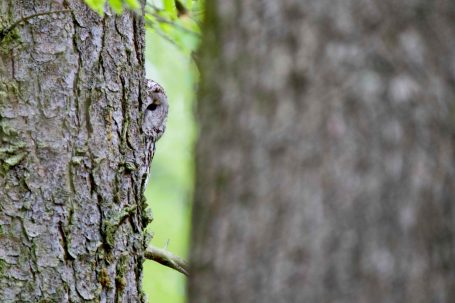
0, 1, 151, 302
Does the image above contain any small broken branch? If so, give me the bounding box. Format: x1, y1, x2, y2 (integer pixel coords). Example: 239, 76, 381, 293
145, 245, 189, 276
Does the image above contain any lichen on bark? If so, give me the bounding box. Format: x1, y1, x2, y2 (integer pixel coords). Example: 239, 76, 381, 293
0, 1, 152, 302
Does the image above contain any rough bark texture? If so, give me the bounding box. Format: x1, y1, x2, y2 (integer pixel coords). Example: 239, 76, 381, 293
0, 1, 153, 302
190, 1, 455, 303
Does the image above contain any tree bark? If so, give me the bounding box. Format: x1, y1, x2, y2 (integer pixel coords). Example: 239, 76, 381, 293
0, 1, 152, 302
190, 1, 455, 303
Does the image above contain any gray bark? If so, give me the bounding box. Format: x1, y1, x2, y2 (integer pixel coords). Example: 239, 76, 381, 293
0, 1, 152, 302
190, 1, 455, 303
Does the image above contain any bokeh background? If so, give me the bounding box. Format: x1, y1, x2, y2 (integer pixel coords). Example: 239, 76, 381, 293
142, 1, 200, 301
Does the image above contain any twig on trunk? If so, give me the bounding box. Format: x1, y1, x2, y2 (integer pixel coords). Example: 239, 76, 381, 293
145, 245, 189, 276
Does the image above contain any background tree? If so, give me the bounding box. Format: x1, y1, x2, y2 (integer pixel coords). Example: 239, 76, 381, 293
0, 1, 152, 301
190, 1, 455, 303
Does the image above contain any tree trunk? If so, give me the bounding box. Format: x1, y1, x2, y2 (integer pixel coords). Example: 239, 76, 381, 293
190, 1, 455, 303
0, 1, 152, 302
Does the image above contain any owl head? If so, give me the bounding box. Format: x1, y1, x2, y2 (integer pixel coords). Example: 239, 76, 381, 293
143, 79, 169, 142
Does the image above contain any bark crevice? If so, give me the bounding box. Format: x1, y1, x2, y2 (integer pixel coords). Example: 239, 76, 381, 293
0, 1, 149, 302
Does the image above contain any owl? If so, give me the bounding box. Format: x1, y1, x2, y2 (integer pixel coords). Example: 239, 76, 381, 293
143, 79, 169, 141
141, 79, 169, 190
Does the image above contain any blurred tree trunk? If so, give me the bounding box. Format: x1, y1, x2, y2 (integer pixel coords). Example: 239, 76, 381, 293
190, 1, 455, 302
0, 1, 152, 302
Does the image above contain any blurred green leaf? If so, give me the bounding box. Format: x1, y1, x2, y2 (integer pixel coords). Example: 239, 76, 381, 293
125, 0, 141, 10
185, 0, 192, 11
84, 0, 106, 15
144, 0, 202, 56
84, 0, 203, 55
163, 0, 177, 17
85, 0, 141, 15
108, 0, 123, 13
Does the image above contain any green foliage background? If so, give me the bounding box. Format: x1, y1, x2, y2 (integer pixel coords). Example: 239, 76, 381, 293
142, 25, 197, 303
143, 1, 199, 301
83, 0, 201, 302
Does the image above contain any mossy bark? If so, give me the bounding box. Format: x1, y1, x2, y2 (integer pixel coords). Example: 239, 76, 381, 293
190, 1, 455, 303
0, 1, 152, 302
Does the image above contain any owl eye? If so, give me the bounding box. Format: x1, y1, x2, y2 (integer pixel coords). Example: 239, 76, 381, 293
146, 103, 158, 111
